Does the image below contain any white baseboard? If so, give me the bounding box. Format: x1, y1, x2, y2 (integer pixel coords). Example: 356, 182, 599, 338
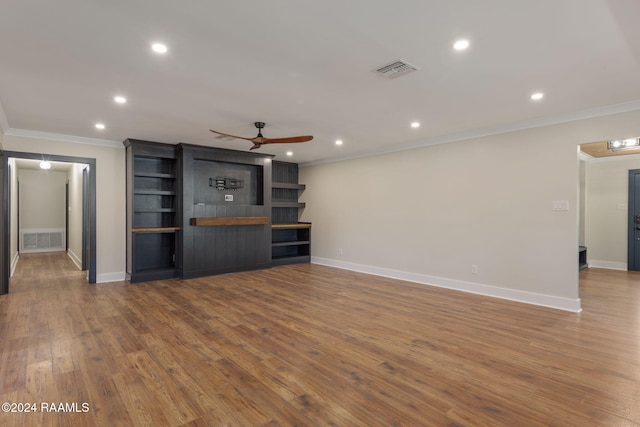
20, 247, 65, 254
67, 250, 82, 270
66, 252, 125, 283
311, 257, 582, 313
586, 260, 627, 270
96, 272, 126, 283
10, 252, 19, 277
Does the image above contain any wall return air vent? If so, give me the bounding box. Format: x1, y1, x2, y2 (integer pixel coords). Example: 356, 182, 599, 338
375, 60, 420, 79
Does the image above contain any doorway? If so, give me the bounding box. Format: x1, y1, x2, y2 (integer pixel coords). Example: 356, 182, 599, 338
0, 151, 96, 294
579, 143, 640, 271
628, 168, 640, 270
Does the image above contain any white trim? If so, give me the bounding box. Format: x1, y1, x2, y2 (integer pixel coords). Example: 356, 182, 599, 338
301, 99, 640, 167
67, 250, 82, 270
0, 98, 9, 135
20, 248, 66, 254
311, 256, 582, 312
586, 260, 627, 270
10, 252, 19, 277
5, 128, 121, 148
578, 151, 594, 161
96, 272, 126, 283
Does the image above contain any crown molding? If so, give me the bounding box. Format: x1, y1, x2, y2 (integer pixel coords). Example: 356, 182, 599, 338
301, 99, 640, 167
5, 128, 121, 148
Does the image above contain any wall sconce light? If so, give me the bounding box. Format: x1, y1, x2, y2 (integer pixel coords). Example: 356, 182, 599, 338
608, 138, 640, 151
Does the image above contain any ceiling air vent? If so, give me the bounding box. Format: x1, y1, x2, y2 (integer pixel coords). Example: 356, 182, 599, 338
375, 60, 420, 79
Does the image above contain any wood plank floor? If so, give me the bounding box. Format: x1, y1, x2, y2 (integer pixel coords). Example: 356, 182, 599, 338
1, 253, 640, 426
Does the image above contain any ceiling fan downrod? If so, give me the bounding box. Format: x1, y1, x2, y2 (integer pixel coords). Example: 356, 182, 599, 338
254, 121, 265, 138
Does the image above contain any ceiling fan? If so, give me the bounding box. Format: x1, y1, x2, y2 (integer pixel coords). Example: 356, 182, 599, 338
210, 122, 313, 150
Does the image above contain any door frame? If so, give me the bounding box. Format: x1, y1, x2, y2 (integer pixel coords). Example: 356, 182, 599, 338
65, 181, 69, 252
0, 151, 97, 294
82, 166, 89, 270
628, 169, 640, 271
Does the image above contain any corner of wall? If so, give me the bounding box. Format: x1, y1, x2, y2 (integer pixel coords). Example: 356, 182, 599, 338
0, 97, 9, 140
10, 252, 19, 277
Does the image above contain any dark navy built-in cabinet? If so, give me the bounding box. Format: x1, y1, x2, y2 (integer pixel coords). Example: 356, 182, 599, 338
271, 161, 310, 265
125, 139, 180, 283
125, 139, 310, 283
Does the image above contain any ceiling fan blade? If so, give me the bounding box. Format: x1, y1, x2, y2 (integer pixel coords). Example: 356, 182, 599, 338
261, 135, 314, 144
209, 129, 255, 141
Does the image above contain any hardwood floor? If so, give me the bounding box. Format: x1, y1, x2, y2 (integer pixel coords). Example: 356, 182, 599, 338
1, 253, 639, 426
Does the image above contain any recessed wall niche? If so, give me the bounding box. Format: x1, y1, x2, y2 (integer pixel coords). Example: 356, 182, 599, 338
193, 160, 264, 206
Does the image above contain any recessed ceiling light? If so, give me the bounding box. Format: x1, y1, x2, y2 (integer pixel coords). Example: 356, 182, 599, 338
335, 139, 343, 146
95, 123, 105, 130
411, 122, 420, 128
39, 161, 51, 170
151, 43, 168, 54
286, 151, 293, 156
114, 96, 127, 104
531, 92, 544, 100
453, 39, 470, 51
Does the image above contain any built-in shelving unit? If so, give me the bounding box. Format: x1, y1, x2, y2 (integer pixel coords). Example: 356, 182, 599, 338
124, 141, 309, 282
125, 139, 180, 283
271, 161, 311, 265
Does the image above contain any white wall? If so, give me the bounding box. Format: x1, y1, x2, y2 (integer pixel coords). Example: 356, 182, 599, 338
67, 163, 85, 268
2, 134, 125, 282
300, 109, 640, 312
3, 109, 640, 294
18, 168, 67, 230
585, 154, 640, 269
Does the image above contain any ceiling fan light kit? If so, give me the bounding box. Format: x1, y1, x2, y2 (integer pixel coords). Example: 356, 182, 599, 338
210, 122, 313, 151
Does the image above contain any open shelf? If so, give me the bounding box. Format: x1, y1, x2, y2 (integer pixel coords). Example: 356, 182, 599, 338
134, 190, 176, 196
132, 227, 181, 233
272, 202, 306, 208
133, 172, 176, 179
125, 139, 179, 283
272, 240, 311, 247
191, 216, 269, 226
271, 161, 310, 266
273, 182, 306, 190
271, 223, 311, 265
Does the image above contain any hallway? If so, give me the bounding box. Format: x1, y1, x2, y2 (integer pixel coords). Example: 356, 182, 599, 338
10, 252, 85, 293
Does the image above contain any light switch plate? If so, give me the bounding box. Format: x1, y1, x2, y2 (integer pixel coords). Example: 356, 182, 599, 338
552, 200, 569, 211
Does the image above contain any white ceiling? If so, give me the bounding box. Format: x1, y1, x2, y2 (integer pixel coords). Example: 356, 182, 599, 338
14, 158, 73, 172
1, 0, 640, 165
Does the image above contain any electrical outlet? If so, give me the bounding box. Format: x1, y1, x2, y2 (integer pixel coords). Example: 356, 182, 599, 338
224, 194, 233, 202
471, 265, 478, 274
